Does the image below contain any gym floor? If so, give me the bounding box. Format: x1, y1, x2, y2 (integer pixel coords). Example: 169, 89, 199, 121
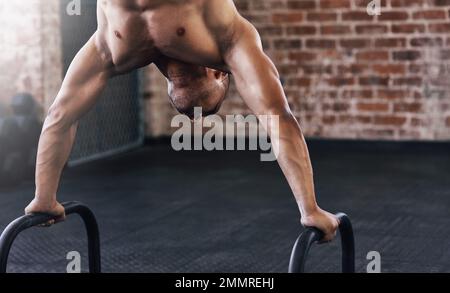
0, 140, 449, 273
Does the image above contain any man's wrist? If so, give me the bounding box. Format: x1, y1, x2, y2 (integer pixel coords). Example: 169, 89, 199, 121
34, 194, 57, 205
299, 202, 319, 218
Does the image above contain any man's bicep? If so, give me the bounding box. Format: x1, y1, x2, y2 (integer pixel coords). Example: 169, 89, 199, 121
62, 33, 113, 90
51, 33, 113, 124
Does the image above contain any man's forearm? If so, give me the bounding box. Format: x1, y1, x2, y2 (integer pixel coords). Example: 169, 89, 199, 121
35, 113, 78, 203
273, 114, 318, 216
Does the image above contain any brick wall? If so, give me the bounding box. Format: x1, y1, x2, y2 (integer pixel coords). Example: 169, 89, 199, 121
1, 1, 449, 140
0, 0, 62, 117
144, 0, 450, 140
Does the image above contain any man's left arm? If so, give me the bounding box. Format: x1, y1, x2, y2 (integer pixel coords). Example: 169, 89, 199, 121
221, 16, 338, 241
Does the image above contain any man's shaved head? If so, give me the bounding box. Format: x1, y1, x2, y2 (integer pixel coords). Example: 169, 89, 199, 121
167, 66, 230, 119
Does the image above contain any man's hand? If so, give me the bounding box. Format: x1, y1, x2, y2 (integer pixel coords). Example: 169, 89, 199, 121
301, 208, 339, 243
25, 198, 66, 227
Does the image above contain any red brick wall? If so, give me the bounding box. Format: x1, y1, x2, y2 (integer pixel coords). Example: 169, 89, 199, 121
227, 0, 450, 140
2, 1, 449, 140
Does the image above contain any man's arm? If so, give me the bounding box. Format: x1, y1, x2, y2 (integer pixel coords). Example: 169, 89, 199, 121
212, 4, 339, 240
25, 33, 115, 221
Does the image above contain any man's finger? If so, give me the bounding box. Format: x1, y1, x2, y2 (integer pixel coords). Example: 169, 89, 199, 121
318, 238, 330, 244
54, 214, 66, 224
38, 219, 55, 228
318, 233, 334, 244
320, 239, 332, 244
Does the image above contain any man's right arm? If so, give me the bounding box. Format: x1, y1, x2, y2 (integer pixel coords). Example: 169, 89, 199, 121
25, 33, 115, 220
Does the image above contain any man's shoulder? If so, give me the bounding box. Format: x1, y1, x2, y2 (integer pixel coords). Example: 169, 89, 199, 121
202, 0, 238, 36
201, 0, 255, 51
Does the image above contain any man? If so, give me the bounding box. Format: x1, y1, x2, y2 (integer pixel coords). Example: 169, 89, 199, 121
25, 0, 339, 242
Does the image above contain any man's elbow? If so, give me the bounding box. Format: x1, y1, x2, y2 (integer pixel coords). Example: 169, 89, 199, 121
258, 106, 300, 134
260, 105, 296, 122
43, 103, 75, 134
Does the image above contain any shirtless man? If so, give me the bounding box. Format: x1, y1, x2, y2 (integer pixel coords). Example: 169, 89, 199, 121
25, 0, 339, 242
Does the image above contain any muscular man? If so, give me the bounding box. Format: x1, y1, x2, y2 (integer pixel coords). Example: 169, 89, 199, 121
25, 0, 339, 241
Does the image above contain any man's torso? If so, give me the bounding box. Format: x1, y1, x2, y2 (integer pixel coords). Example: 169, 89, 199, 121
96, 0, 234, 74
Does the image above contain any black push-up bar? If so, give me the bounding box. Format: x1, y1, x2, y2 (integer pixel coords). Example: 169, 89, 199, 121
288, 213, 355, 273
0, 201, 101, 273
0, 202, 352, 273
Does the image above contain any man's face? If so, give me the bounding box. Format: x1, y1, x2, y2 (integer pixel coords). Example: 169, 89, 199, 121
167, 66, 230, 119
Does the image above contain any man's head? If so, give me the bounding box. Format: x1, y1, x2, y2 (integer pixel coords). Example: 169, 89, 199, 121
166, 64, 230, 119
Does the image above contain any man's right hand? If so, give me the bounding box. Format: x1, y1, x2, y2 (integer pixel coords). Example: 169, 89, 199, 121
301, 207, 339, 243
25, 198, 66, 227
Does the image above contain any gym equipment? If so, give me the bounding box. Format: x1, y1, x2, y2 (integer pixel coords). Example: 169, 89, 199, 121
0, 117, 26, 185
0, 201, 101, 273
1, 94, 42, 184
10, 93, 36, 116
0, 117, 20, 146
0, 103, 6, 117
288, 213, 355, 273
0, 152, 24, 186
10, 115, 42, 176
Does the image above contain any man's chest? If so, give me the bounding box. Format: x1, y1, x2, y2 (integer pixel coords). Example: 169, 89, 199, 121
99, 1, 225, 72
